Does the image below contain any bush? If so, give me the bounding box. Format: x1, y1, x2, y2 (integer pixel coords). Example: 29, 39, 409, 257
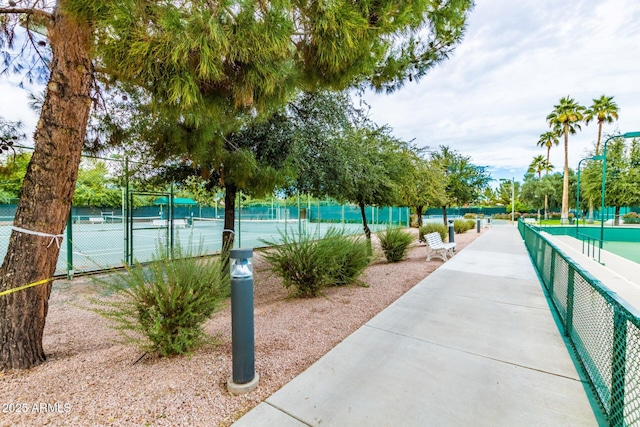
378, 227, 414, 263
262, 228, 371, 297
623, 212, 640, 224
453, 219, 473, 234
91, 243, 230, 357
261, 232, 328, 297
419, 222, 447, 242
317, 228, 371, 286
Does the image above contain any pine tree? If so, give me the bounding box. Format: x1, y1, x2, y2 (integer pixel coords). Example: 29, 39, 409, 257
0, 0, 474, 370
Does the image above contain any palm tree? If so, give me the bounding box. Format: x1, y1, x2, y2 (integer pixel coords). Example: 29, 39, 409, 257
584, 95, 619, 155
537, 131, 560, 167
546, 96, 586, 223
584, 95, 619, 222
537, 131, 559, 219
528, 155, 553, 219
528, 155, 553, 179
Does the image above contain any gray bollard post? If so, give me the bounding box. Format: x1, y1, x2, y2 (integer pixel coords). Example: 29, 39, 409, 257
448, 220, 455, 244
227, 248, 260, 395
476, 218, 481, 233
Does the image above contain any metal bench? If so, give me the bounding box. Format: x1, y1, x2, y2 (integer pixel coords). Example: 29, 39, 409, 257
424, 232, 456, 262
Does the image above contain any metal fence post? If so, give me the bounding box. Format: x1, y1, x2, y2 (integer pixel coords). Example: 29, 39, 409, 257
66, 210, 74, 280
610, 309, 627, 427
565, 265, 575, 337
549, 249, 556, 295
169, 183, 174, 256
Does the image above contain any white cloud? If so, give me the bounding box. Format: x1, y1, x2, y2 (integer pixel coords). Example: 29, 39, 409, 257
0, 81, 39, 143
2, 0, 640, 184
363, 0, 640, 181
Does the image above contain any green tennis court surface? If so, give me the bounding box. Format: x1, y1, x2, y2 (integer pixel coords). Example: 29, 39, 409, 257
603, 241, 640, 264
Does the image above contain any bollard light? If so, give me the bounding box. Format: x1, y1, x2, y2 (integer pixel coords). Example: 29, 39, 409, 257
231, 253, 253, 278
227, 248, 259, 395
448, 220, 455, 244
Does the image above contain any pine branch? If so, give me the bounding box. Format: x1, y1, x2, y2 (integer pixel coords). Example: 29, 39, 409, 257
0, 8, 53, 21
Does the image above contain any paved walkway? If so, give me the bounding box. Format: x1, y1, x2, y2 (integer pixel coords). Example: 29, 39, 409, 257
233, 224, 604, 427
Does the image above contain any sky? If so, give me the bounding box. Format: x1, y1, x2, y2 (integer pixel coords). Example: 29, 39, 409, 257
364, 0, 640, 185
2, 0, 640, 187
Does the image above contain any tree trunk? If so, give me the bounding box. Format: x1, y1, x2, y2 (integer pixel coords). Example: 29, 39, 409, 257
1, 8, 93, 371
588, 199, 594, 224
561, 124, 570, 223
544, 194, 549, 220
222, 183, 237, 255
441, 206, 448, 226
359, 202, 371, 241
545, 147, 550, 220
614, 205, 621, 226
595, 122, 603, 156
416, 205, 423, 227
358, 202, 372, 255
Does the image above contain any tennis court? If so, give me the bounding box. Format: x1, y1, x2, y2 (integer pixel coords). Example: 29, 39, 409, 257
0, 216, 389, 277
603, 241, 640, 264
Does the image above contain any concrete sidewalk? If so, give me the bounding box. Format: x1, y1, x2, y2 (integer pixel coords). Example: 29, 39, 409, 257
233, 225, 603, 427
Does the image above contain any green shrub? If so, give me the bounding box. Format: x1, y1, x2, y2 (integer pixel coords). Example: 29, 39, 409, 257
378, 227, 414, 263
623, 212, 640, 224
261, 232, 328, 297
261, 228, 371, 297
91, 243, 230, 357
419, 223, 447, 242
466, 219, 476, 230
317, 228, 371, 286
453, 219, 472, 234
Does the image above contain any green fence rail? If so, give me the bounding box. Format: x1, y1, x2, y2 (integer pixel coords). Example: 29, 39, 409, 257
519, 220, 640, 426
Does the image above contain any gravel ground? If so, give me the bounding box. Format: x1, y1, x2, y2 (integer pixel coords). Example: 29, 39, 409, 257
0, 228, 483, 427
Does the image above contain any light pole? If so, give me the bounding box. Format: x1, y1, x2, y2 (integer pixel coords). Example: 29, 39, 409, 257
576, 156, 603, 234
600, 131, 640, 248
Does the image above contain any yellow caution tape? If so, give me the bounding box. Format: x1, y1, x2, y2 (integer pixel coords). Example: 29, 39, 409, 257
0, 277, 54, 297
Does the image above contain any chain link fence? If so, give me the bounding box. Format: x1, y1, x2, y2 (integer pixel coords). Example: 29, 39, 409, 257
519, 220, 640, 426
1, 150, 413, 277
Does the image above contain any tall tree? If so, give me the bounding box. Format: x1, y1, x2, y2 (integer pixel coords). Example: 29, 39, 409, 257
527, 155, 553, 218
581, 137, 640, 225
584, 95, 619, 156
430, 146, 491, 225
584, 95, 619, 222
546, 96, 585, 223
536, 132, 559, 171
342, 125, 413, 243
0, 0, 475, 370
528, 155, 553, 180
536, 130, 559, 219
403, 152, 446, 227
1, 2, 94, 371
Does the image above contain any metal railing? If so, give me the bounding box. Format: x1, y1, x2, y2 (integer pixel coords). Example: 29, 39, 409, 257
519, 220, 640, 426
575, 230, 603, 264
